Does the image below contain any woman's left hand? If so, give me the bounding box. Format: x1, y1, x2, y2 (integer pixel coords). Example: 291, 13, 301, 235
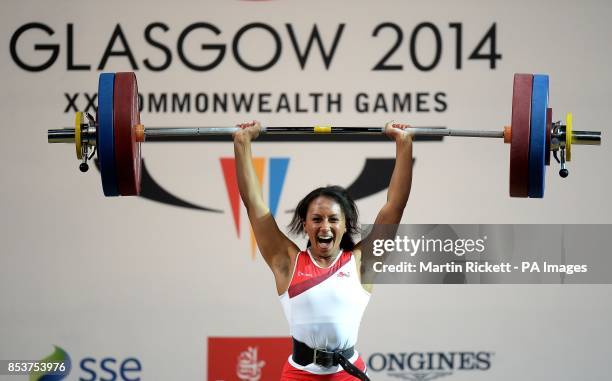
384, 121, 413, 143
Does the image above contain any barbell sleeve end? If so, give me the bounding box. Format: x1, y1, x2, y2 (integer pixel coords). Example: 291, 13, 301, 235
48, 128, 76, 143
572, 131, 601, 146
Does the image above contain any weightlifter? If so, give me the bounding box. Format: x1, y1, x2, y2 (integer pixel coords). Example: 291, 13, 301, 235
232, 120, 413, 380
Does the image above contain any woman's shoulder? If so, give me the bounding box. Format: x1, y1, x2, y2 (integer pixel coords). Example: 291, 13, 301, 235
349, 246, 362, 256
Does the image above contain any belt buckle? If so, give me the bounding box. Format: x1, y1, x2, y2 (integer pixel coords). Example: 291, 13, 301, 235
313, 348, 335, 368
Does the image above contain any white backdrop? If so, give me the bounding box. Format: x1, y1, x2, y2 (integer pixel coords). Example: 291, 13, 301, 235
1, 0, 611, 380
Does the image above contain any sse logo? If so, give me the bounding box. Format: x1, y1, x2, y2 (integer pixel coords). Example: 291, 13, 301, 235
30, 346, 142, 381
36, 346, 143, 381
79, 357, 142, 381
29, 346, 71, 381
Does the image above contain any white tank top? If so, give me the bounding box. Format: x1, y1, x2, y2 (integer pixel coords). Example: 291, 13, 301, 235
279, 249, 371, 374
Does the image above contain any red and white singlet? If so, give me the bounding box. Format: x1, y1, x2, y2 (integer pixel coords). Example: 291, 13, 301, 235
279, 249, 371, 375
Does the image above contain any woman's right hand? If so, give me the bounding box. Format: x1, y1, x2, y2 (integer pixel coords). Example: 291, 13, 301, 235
233, 120, 262, 143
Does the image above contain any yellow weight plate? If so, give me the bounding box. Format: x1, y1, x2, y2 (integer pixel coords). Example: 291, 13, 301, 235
566, 112, 573, 161
75, 111, 83, 159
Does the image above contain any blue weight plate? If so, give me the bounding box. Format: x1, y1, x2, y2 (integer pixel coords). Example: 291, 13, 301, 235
528, 74, 548, 198
98, 73, 119, 197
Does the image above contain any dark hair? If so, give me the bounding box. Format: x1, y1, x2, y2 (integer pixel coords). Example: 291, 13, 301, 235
288, 186, 359, 250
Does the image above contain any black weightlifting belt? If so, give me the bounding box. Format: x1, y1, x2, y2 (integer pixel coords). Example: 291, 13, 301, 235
291, 338, 370, 381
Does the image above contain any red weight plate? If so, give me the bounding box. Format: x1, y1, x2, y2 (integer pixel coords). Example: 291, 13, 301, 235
545, 107, 552, 166
113, 72, 142, 195
509, 74, 533, 197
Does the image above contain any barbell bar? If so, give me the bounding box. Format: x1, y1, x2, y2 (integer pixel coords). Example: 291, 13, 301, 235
48, 125, 506, 141
47, 72, 601, 198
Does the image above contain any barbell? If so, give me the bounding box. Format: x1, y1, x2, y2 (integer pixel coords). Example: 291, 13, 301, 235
47, 72, 601, 198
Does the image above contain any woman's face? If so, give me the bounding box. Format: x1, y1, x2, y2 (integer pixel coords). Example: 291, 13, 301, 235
303, 196, 347, 258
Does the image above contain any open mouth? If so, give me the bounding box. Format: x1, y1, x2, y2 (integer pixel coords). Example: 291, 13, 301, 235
317, 235, 334, 249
